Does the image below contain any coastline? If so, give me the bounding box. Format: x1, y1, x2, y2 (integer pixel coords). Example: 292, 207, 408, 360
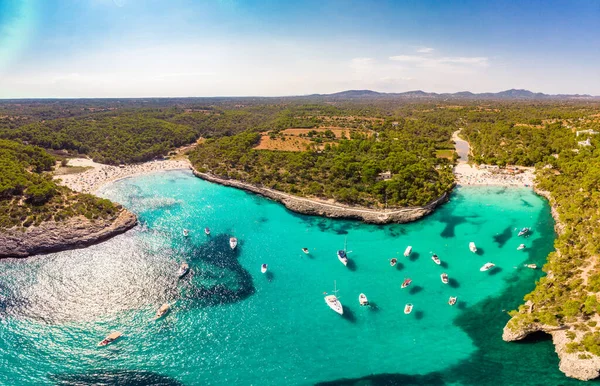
0, 209, 137, 258
502, 187, 600, 381
191, 168, 450, 224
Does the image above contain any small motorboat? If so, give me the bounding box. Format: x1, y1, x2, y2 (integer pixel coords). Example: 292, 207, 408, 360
390, 258, 398, 267
177, 262, 190, 278
401, 278, 412, 289
525, 264, 537, 269
204, 227, 210, 235
518, 227, 530, 237
229, 237, 238, 250
324, 281, 343, 315
469, 242, 477, 253
480, 262, 495, 272
337, 250, 348, 266
441, 273, 449, 284
155, 303, 170, 320
404, 246, 412, 257
432, 254, 441, 265
359, 293, 369, 306
261, 263, 268, 273
448, 296, 457, 306
302, 248, 309, 254
98, 331, 122, 347
183, 229, 189, 237
404, 303, 413, 314
517, 244, 526, 250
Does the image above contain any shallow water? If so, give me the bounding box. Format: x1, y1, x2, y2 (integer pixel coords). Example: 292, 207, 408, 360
0, 170, 583, 385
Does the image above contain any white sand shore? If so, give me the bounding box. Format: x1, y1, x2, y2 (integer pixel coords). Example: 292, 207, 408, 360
454, 163, 535, 187
54, 158, 191, 193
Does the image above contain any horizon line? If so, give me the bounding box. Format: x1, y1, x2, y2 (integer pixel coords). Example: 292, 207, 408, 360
0, 88, 598, 100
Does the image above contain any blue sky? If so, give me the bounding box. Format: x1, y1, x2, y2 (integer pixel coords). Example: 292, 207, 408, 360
0, 0, 599, 97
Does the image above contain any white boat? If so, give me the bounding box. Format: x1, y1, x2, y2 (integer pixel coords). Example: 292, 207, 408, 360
404, 303, 413, 314
155, 303, 170, 320
177, 262, 189, 278
432, 254, 441, 265
359, 293, 369, 306
204, 227, 210, 235
261, 263, 268, 273
480, 262, 495, 272
229, 237, 238, 250
525, 264, 537, 269
441, 273, 449, 284
324, 281, 343, 315
337, 250, 348, 266
401, 278, 412, 289
183, 229, 189, 237
517, 244, 526, 250
390, 258, 398, 267
98, 331, 122, 347
302, 248, 309, 254
518, 227, 530, 237
404, 246, 412, 257
469, 242, 477, 253
448, 296, 457, 306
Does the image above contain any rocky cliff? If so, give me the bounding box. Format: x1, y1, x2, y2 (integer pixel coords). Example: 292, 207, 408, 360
192, 170, 449, 224
0, 209, 137, 258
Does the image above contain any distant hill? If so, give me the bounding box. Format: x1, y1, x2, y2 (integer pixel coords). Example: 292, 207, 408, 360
309, 88, 597, 100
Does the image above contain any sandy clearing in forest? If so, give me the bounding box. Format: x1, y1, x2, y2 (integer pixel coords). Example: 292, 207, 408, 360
254, 135, 316, 151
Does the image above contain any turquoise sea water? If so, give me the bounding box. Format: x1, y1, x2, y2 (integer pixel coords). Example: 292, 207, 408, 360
0, 170, 587, 385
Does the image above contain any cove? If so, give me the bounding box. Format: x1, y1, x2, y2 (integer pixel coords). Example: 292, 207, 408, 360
0, 170, 577, 385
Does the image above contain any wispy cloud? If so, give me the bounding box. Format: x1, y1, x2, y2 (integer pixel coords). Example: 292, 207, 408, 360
416, 47, 434, 54
389, 54, 489, 70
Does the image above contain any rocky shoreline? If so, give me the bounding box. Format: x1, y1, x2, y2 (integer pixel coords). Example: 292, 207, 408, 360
191, 169, 449, 224
0, 209, 137, 258
502, 187, 600, 381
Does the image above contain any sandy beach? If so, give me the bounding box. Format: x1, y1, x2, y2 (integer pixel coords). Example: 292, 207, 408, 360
54, 158, 191, 193
453, 163, 535, 187
452, 129, 535, 187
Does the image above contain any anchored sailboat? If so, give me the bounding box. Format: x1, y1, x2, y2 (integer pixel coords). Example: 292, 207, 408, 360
337, 237, 349, 266
324, 281, 343, 315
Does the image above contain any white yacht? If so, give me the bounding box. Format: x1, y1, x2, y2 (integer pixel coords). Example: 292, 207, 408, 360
155, 303, 170, 320
441, 273, 449, 284
229, 237, 238, 250
518, 227, 530, 237
432, 254, 441, 265
469, 242, 477, 253
261, 264, 268, 273
337, 250, 348, 266
183, 229, 189, 237
177, 262, 189, 278
517, 244, 526, 250
404, 246, 412, 257
480, 262, 495, 272
324, 281, 343, 315
404, 303, 413, 314
359, 293, 369, 306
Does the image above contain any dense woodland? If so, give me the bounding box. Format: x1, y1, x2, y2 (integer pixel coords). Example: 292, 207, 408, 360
0, 139, 120, 229
189, 128, 454, 208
